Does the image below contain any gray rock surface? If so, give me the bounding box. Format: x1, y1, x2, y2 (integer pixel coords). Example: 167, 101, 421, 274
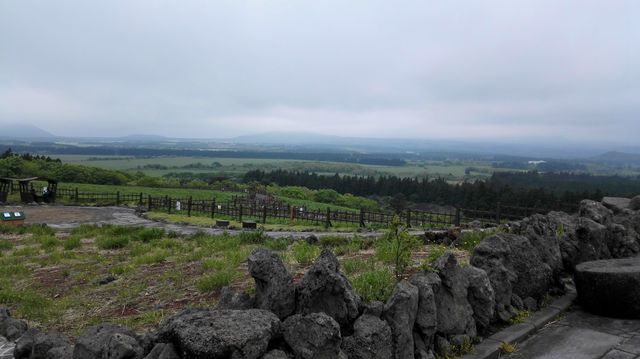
156, 308, 280, 359
574, 257, 640, 318
431, 253, 477, 337
579, 199, 613, 225
341, 315, 392, 359
215, 286, 255, 310
143, 343, 180, 359
14, 329, 71, 359
262, 349, 290, 359
464, 265, 495, 330
296, 249, 360, 329
515, 214, 563, 276
248, 248, 295, 319
0, 307, 27, 341
630, 195, 640, 211
283, 312, 342, 359
104, 332, 144, 359
383, 280, 419, 359
73, 323, 140, 359
602, 197, 632, 213
471, 233, 553, 322
409, 272, 440, 346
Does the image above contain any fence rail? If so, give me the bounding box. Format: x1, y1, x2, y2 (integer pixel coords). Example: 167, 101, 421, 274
43, 186, 579, 229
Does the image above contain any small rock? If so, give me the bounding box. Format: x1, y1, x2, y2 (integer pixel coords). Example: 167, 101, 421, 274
283, 313, 342, 359
144, 343, 180, 359
305, 235, 319, 245
341, 315, 392, 359
98, 275, 118, 285
215, 286, 254, 310
262, 349, 290, 359
523, 297, 538, 311
362, 301, 384, 318
0, 307, 28, 341
73, 323, 140, 359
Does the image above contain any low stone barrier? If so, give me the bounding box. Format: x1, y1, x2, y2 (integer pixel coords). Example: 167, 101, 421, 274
1, 197, 638, 359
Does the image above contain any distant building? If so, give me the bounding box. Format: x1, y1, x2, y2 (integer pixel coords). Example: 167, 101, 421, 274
528, 160, 547, 165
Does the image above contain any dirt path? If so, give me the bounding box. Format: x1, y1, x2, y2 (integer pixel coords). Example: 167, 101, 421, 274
0, 205, 396, 239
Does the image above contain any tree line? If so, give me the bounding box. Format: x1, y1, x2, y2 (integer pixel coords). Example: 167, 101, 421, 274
243, 169, 640, 211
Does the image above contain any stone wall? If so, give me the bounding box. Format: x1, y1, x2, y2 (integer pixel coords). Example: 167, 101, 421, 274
2, 198, 639, 359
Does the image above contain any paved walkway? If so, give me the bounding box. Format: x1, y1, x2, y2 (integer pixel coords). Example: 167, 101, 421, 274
508, 308, 640, 359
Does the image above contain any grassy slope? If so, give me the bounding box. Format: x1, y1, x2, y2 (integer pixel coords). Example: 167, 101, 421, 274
0, 224, 469, 336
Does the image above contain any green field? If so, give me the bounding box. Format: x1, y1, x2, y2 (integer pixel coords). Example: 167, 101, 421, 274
56, 155, 517, 181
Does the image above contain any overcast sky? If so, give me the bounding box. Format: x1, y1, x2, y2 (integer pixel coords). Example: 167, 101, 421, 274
1, 0, 639, 143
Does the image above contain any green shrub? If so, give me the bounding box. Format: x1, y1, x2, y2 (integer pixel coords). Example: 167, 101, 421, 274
134, 228, 165, 242
133, 250, 168, 265
460, 229, 499, 253
0, 241, 14, 251
62, 236, 82, 250
238, 229, 268, 244
291, 241, 320, 265
319, 235, 349, 247
196, 270, 237, 292
375, 216, 420, 280
421, 245, 448, 272
263, 238, 290, 251
350, 268, 395, 302
96, 235, 129, 249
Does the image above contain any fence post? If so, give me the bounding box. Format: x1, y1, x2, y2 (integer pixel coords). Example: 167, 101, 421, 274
239, 204, 243, 222
139, 192, 143, 206
148, 195, 152, 211
496, 202, 501, 224
166, 196, 170, 213
262, 205, 267, 224
75, 187, 79, 203
406, 209, 412, 228
211, 198, 216, 219
359, 208, 365, 227
187, 196, 192, 217
455, 208, 461, 226
116, 191, 120, 206
325, 207, 331, 228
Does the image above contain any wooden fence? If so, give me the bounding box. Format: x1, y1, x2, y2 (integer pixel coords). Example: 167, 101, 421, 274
49, 186, 578, 229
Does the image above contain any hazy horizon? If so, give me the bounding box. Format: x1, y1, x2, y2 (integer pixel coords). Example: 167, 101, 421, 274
1, 1, 639, 145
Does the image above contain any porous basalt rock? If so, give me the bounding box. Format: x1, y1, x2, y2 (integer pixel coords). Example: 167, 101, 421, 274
341, 314, 392, 359
156, 308, 280, 359
383, 280, 419, 359
73, 323, 141, 359
248, 248, 295, 319
283, 312, 342, 359
215, 286, 255, 311
296, 249, 360, 329
0, 307, 27, 341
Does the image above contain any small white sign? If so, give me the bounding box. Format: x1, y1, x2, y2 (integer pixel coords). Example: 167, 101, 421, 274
13, 212, 20, 217
175, 201, 181, 211
217, 205, 222, 210
3, 213, 10, 218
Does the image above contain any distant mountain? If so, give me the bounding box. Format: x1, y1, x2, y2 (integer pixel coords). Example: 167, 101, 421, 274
118, 134, 168, 142
591, 151, 640, 166
0, 124, 55, 139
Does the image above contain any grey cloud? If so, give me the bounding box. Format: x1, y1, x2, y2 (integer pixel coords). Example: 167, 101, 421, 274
0, 0, 639, 144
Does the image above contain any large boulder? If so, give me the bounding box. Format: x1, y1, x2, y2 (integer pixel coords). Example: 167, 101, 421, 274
602, 197, 632, 214
156, 308, 280, 359
579, 200, 612, 225
471, 234, 553, 322
73, 323, 142, 359
296, 249, 360, 329
431, 253, 476, 337
248, 248, 295, 319
0, 307, 27, 341
282, 312, 342, 359
14, 329, 71, 359
464, 266, 495, 330
341, 315, 392, 359
606, 223, 640, 258
630, 195, 640, 211
514, 214, 563, 276
409, 272, 439, 347
383, 280, 419, 359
